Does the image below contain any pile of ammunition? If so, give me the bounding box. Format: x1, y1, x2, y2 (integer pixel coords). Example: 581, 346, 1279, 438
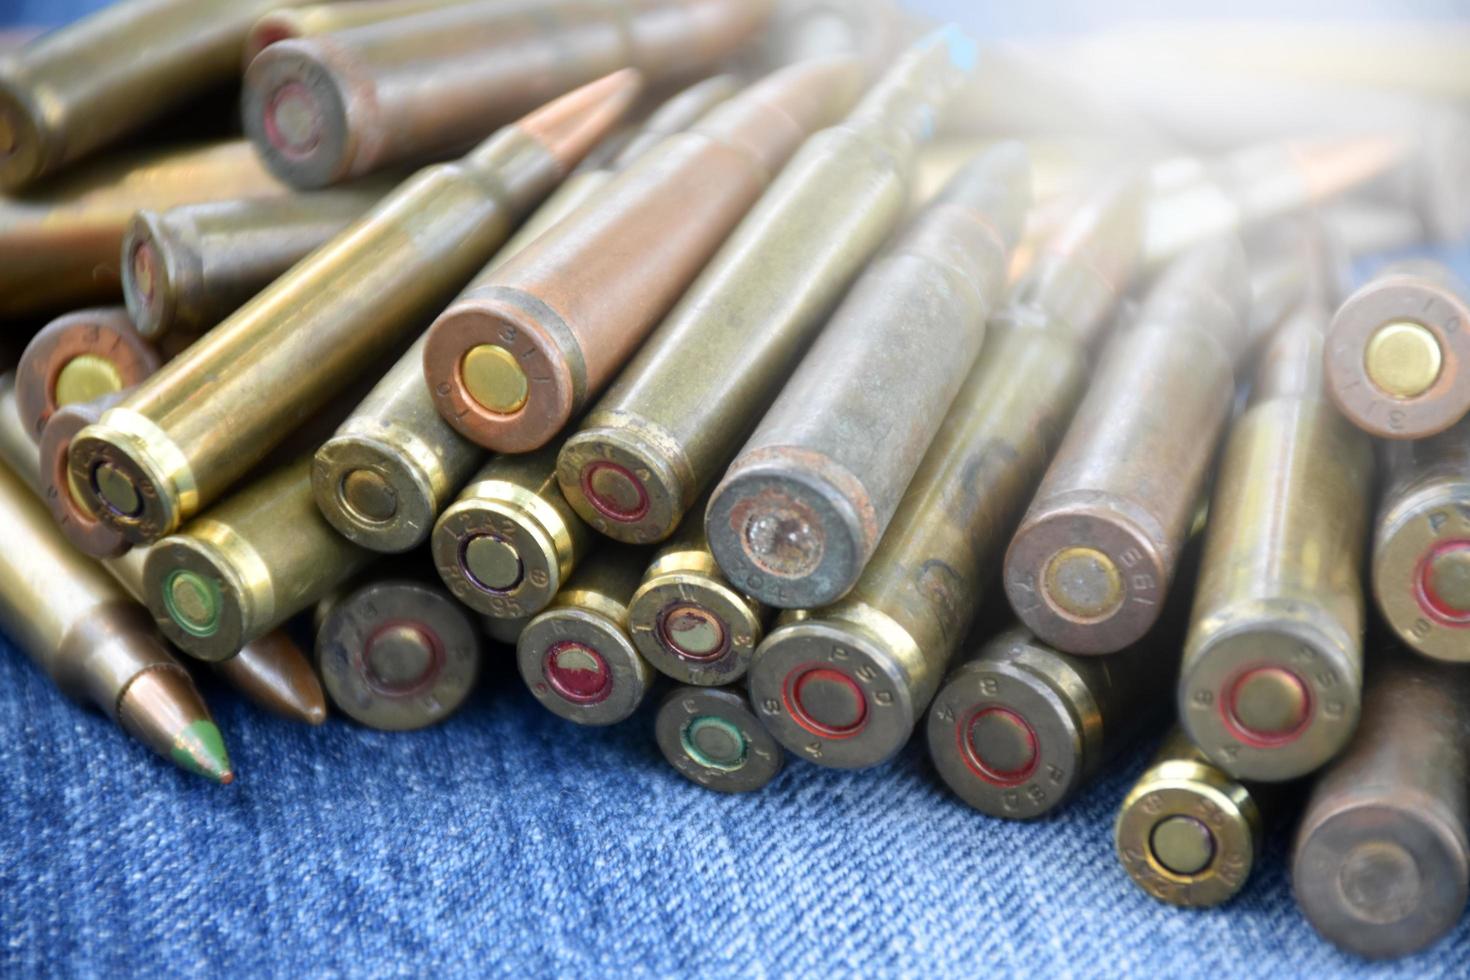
1, 0, 1467, 962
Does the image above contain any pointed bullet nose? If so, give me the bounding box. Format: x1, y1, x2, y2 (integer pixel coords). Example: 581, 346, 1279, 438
117, 666, 236, 783
214, 630, 329, 726
517, 68, 645, 174
1290, 136, 1406, 203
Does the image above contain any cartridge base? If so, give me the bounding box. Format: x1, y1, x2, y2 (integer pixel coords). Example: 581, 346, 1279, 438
38, 396, 133, 559
628, 561, 764, 687
1326, 273, 1470, 440
518, 605, 653, 726
559, 416, 693, 545
748, 613, 919, 770
432, 485, 575, 618
655, 686, 785, 794
243, 40, 357, 190
1181, 606, 1361, 782
1374, 482, 1470, 661
142, 531, 254, 662
69, 411, 193, 544
314, 431, 445, 553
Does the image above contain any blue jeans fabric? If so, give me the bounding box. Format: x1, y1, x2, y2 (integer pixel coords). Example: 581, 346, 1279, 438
2, 2, 1470, 975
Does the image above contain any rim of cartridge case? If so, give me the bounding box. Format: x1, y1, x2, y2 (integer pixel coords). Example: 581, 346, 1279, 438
243, 40, 358, 190
747, 617, 917, 770
1180, 611, 1360, 781
1374, 485, 1470, 662
312, 433, 442, 553
926, 655, 1090, 819
1116, 766, 1258, 908
316, 580, 481, 731
558, 422, 691, 545
1004, 501, 1170, 655
628, 569, 764, 686
654, 686, 784, 794
122, 213, 192, 341
0, 74, 48, 191
517, 607, 649, 726
431, 492, 569, 618
39, 401, 133, 559
1293, 798, 1470, 959
16, 311, 159, 439
1325, 274, 1470, 440
706, 458, 871, 610
142, 535, 250, 661
68, 418, 187, 545
424, 296, 578, 454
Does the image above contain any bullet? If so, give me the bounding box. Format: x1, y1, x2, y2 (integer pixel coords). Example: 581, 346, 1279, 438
927, 621, 1176, 820
517, 545, 655, 726
243, 0, 769, 189
213, 629, 327, 726
244, 0, 484, 66
744, 292, 1105, 767
16, 308, 159, 442
559, 28, 977, 545
740, 179, 1142, 770
0, 0, 312, 189
1005, 238, 1253, 655
316, 575, 482, 731
424, 57, 864, 453
1292, 655, 1470, 959
1180, 295, 1374, 782
1115, 728, 1269, 908
707, 145, 1030, 609
655, 685, 785, 793
69, 72, 641, 546
122, 185, 392, 341
142, 455, 376, 662
1372, 416, 1470, 662
0, 378, 327, 726
106, 542, 329, 727
627, 505, 767, 687
1141, 139, 1406, 272
1325, 260, 1470, 441
0, 139, 288, 319
0, 458, 233, 781
432, 445, 594, 623
313, 75, 738, 554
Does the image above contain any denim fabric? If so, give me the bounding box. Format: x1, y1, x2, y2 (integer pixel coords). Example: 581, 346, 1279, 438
3, 1, 1470, 975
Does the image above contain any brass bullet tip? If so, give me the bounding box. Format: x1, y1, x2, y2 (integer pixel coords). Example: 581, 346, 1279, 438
117, 668, 234, 784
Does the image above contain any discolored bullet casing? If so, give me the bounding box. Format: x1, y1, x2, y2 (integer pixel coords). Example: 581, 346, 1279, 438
244, 0, 483, 66
655, 685, 785, 793
1005, 238, 1253, 655
142, 455, 376, 662
517, 545, 655, 726
1180, 301, 1374, 782
559, 28, 977, 546
0, 139, 288, 319
0, 0, 312, 189
1325, 260, 1470, 440
39, 392, 133, 559
123, 186, 391, 340
927, 622, 1176, 820
1292, 655, 1470, 959
312, 76, 740, 554
316, 575, 483, 730
432, 446, 595, 621
1372, 416, 1470, 661
628, 507, 768, 687
424, 57, 864, 453
749, 0, 916, 73
707, 144, 1029, 609
742, 179, 1143, 770
69, 72, 641, 546
16, 308, 159, 441
243, 0, 770, 188
1115, 728, 1269, 908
